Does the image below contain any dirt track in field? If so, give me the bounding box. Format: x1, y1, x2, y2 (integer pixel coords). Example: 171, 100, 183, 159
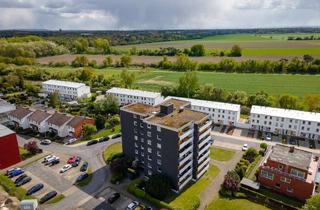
37, 54, 320, 65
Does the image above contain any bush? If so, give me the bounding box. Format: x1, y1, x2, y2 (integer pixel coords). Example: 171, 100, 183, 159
243, 147, 258, 163
23, 140, 39, 155
145, 174, 172, 200
0, 174, 33, 200
260, 143, 268, 150
222, 170, 241, 195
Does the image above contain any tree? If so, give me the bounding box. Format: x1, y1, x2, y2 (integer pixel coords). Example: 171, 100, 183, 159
120, 55, 132, 67
95, 38, 110, 53
173, 54, 197, 71
78, 67, 95, 81
279, 95, 299, 109
303, 54, 314, 63
71, 56, 89, 67
103, 56, 113, 67
230, 45, 242, 57
120, 69, 135, 88
95, 114, 106, 130
223, 170, 240, 195
303, 94, 320, 112
83, 124, 97, 139
260, 143, 268, 150
243, 147, 258, 163
24, 141, 39, 155
94, 95, 119, 115
48, 91, 60, 108
145, 174, 172, 200
177, 71, 199, 98
247, 91, 272, 107
302, 193, 320, 210
190, 44, 205, 56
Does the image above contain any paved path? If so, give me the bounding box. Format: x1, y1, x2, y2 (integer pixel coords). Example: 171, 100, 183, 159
198, 149, 243, 210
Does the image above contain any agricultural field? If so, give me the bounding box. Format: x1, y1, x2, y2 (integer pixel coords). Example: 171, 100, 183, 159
40, 66, 320, 97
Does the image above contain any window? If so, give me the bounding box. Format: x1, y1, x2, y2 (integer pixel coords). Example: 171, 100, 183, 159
261, 170, 274, 180
157, 126, 161, 132
147, 131, 151, 137
147, 140, 152, 145
141, 145, 144, 150
141, 138, 144, 143
275, 183, 281, 188
140, 123, 144, 128
280, 176, 291, 183
148, 147, 152, 153
157, 134, 161, 140
148, 170, 152, 175
141, 151, 144, 157
147, 162, 152, 169
135, 149, 138, 155
157, 159, 162, 165
135, 143, 138, 148
157, 167, 162, 173
134, 135, 138, 141
147, 124, 151, 129
278, 164, 283, 170
133, 114, 137, 118
157, 151, 162, 157
134, 121, 137, 126
287, 186, 293, 193
147, 155, 152, 161
157, 143, 162, 149
291, 168, 305, 179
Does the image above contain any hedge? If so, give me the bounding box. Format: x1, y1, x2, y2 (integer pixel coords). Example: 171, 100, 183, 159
0, 174, 33, 200
127, 179, 174, 210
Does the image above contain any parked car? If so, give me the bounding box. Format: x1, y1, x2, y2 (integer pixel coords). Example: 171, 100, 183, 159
6, 168, 18, 176
242, 144, 248, 151
74, 172, 89, 184
107, 192, 120, 204
86, 140, 98, 146
67, 155, 77, 164
64, 138, 78, 145
127, 201, 139, 210
111, 133, 122, 139
72, 161, 79, 167
60, 164, 72, 173
44, 156, 59, 165
27, 183, 44, 195
40, 139, 51, 145
98, 136, 110, 143
16, 176, 32, 187
14, 174, 27, 184
144, 207, 153, 210
49, 158, 60, 166
42, 155, 54, 163
8, 168, 24, 178
76, 156, 81, 163
39, 191, 57, 204
80, 162, 88, 172
266, 133, 272, 141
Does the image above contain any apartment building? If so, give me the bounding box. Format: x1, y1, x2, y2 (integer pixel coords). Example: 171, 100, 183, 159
120, 98, 212, 192
258, 144, 319, 200
249, 106, 320, 140
166, 96, 241, 126
42, 80, 91, 100
106, 87, 164, 106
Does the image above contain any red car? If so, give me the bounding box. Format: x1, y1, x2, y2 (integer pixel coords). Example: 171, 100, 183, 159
67, 155, 77, 164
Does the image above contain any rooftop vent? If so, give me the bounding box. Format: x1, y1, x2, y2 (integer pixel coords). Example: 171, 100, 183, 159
179, 106, 184, 113
160, 103, 174, 115
289, 146, 295, 153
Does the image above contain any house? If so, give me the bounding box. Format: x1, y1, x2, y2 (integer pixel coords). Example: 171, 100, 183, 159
0, 124, 21, 169
257, 144, 319, 200
7, 107, 33, 129
47, 113, 73, 137
120, 98, 212, 192
249, 106, 320, 140
66, 116, 95, 138
42, 80, 91, 101
0, 99, 16, 123
106, 87, 164, 105
27, 110, 52, 134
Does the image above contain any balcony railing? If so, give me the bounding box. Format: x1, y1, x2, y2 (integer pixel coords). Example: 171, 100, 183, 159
179, 159, 193, 173
198, 150, 210, 164
179, 166, 192, 182
179, 153, 193, 167
179, 137, 194, 150
179, 145, 193, 159
179, 151, 192, 162
198, 143, 211, 156
198, 135, 211, 149
179, 128, 194, 140
199, 128, 211, 141
179, 174, 192, 190
198, 157, 210, 172
199, 120, 212, 133
197, 164, 209, 179
260, 165, 307, 182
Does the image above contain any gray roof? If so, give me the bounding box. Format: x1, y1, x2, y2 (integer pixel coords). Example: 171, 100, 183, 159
27, 110, 52, 124
8, 107, 32, 120
0, 124, 15, 138
47, 113, 73, 127
269, 144, 312, 170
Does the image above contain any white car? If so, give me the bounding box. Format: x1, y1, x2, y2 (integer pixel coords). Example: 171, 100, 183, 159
60, 164, 72, 173
242, 144, 248, 151
41, 139, 52, 145
44, 156, 58, 165
42, 155, 54, 163
126, 201, 139, 210
266, 133, 272, 141
64, 138, 77, 145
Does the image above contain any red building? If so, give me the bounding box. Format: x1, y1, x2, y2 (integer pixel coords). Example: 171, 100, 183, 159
66, 116, 95, 138
258, 144, 319, 201
0, 124, 21, 169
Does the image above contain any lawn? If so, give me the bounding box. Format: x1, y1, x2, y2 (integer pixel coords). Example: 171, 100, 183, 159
210, 147, 236, 162
168, 164, 220, 210
205, 197, 271, 210
103, 142, 122, 163
243, 48, 320, 56
91, 125, 121, 139
19, 147, 34, 160
0, 174, 33, 200
76, 168, 93, 187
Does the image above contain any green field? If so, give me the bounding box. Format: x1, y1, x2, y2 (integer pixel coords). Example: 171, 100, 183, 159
206, 197, 271, 210
41, 67, 320, 97
210, 147, 236, 162
242, 48, 320, 55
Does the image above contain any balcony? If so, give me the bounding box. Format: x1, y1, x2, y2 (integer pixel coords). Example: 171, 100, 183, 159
179, 137, 194, 150
199, 120, 212, 133
260, 166, 307, 182
179, 166, 192, 183
198, 158, 210, 172
198, 150, 210, 164
197, 164, 209, 179
179, 175, 192, 191
179, 159, 193, 173
179, 145, 193, 159
179, 153, 192, 167
199, 128, 211, 141
179, 128, 194, 140
198, 135, 211, 149
179, 150, 192, 162
198, 143, 211, 156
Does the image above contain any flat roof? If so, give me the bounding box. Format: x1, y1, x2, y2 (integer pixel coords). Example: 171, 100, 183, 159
107, 87, 162, 99
42, 80, 86, 88
155, 98, 190, 109
121, 103, 157, 116
166, 96, 241, 112
0, 124, 15, 138
269, 144, 312, 170
251, 105, 320, 122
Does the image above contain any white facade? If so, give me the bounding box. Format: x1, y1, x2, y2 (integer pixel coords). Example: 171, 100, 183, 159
249, 106, 320, 140
48, 121, 72, 137
8, 113, 32, 129
166, 96, 241, 126
42, 80, 91, 100
28, 116, 52, 134
0, 99, 16, 114
106, 87, 164, 105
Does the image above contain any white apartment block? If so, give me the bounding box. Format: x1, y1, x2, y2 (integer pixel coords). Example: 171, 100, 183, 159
106, 87, 164, 105
166, 96, 241, 126
249, 106, 320, 140
42, 80, 91, 101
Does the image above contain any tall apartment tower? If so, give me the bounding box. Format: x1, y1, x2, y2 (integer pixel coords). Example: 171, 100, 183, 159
120, 98, 212, 192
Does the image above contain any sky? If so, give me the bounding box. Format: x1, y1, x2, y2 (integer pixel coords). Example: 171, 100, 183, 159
0, 0, 319, 30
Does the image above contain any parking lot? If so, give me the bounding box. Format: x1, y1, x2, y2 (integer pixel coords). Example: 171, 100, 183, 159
97, 187, 134, 210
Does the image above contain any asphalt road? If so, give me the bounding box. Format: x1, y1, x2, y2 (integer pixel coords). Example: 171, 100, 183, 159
17, 135, 119, 210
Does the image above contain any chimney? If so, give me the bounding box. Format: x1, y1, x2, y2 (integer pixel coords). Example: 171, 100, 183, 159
178, 106, 184, 113
289, 146, 295, 153
160, 103, 174, 115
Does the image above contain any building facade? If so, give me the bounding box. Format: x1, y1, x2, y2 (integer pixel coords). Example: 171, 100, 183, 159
249, 106, 320, 140
0, 124, 21, 169
166, 96, 241, 126
42, 80, 91, 100
0, 99, 16, 123
8, 107, 33, 129
106, 87, 164, 106
120, 98, 212, 192
258, 144, 319, 200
